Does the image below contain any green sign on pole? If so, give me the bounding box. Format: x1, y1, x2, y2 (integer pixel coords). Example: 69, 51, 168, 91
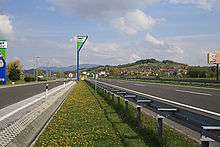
76, 35, 88, 81
77, 35, 88, 50
0, 40, 7, 60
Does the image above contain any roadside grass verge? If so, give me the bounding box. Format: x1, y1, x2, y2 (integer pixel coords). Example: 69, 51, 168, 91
137, 79, 220, 89
88, 81, 199, 147
0, 80, 26, 87
35, 81, 146, 146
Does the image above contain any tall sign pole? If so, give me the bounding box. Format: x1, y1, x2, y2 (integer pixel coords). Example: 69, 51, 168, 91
76, 35, 88, 81
208, 52, 220, 80
217, 64, 219, 81
0, 40, 7, 85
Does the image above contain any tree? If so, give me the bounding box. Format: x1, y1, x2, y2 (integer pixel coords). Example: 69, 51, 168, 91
7, 59, 23, 82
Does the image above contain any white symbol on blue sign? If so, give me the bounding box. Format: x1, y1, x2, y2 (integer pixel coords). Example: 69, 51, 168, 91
0, 53, 6, 84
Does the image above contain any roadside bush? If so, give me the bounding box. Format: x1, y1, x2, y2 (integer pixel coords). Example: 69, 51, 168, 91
7, 59, 23, 82
24, 76, 35, 82
87, 81, 199, 147
37, 77, 47, 81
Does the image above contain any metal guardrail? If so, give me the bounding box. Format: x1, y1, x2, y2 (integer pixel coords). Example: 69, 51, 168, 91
87, 79, 220, 146
118, 77, 220, 84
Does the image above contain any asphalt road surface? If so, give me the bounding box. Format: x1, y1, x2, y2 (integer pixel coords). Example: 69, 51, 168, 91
0, 81, 64, 109
99, 79, 220, 114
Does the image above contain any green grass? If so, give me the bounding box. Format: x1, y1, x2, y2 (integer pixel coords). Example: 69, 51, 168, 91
0, 80, 25, 87
110, 78, 220, 89
136, 79, 220, 89
92, 82, 199, 147
35, 81, 146, 146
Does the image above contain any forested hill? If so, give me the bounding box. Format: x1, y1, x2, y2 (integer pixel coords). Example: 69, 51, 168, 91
117, 59, 187, 68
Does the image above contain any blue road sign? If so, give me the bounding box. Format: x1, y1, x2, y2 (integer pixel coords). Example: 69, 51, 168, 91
0, 55, 6, 85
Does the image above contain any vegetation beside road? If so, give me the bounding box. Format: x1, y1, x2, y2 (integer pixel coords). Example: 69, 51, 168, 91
113, 78, 220, 89
36, 81, 199, 147
86, 58, 219, 80
90, 81, 199, 147
35, 81, 146, 146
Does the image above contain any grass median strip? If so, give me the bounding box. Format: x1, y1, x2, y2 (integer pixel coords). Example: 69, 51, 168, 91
35, 81, 146, 146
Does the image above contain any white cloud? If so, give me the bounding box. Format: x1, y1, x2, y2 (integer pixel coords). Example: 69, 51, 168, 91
48, 0, 161, 35
48, 0, 220, 20
165, 34, 220, 65
112, 10, 156, 35
79, 34, 184, 65
79, 40, 144, 65
86, 41, 119, 56
48, 0, 159, 18
144, 33, 184, 61
168, 0, 220, 10
128, 53, 142, 62
0, 14, 13, 38
145, 33, 164, 46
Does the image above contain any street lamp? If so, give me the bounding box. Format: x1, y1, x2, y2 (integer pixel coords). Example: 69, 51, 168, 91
35, 56, 40, 82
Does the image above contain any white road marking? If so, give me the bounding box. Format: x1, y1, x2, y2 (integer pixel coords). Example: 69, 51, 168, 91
121, 79, 220, 91
134, 84, 145, 87
176, 89, 212, 96
97, 80, 220, 117
0, 81, 74, 122
118, 81, 125, 83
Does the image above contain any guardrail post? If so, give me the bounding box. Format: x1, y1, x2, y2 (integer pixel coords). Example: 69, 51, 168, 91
200, 134, 214, 147
117, 96, 120, 104
157, 115, 164, 138
200, 126, 216, 147
107, 91, 110, 98
125, 99, 128, 113
201, 140, 209, 147
137, 106, 141, 127
45, 84, 49, 98
63, 82, 66, 88
112, 93, 114, 102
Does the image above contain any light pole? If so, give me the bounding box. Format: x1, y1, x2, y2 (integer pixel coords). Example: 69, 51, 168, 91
217, 64, 219, 80
35, 56, 40, 82
76, 35, 88, 81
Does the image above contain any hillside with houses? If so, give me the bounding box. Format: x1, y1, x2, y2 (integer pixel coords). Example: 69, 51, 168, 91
86, 58, 189, 78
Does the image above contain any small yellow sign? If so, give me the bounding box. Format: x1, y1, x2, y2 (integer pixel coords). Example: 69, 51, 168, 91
208, 52, 220, 64
216, 53, 220, 64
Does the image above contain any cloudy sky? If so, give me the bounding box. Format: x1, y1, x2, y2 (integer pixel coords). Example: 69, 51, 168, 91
0, 0, 220, 69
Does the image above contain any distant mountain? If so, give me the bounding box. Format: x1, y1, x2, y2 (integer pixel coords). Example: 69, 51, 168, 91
24, 64, 99, 74
117, 58, 186, 68
40, 64, 99, 72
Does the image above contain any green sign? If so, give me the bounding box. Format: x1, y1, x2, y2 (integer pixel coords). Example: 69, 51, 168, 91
77, 35, 88, 50
0, 40, 7, 60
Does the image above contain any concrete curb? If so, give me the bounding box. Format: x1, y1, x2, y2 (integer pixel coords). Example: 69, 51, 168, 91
5, 82, 75, 147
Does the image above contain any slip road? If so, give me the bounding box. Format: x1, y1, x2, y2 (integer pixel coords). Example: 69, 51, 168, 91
99, 79, 220, 114
0, 81, 64, 109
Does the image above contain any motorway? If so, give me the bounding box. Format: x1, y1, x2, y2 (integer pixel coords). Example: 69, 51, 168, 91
0, 81, 64, 109
99, 79, 220, 114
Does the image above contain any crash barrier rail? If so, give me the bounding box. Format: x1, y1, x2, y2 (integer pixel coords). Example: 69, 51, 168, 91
115, 77, 220, 84
87, 79, 220, 147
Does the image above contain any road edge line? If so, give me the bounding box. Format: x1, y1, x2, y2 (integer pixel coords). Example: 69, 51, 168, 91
97, 80, 220, 117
